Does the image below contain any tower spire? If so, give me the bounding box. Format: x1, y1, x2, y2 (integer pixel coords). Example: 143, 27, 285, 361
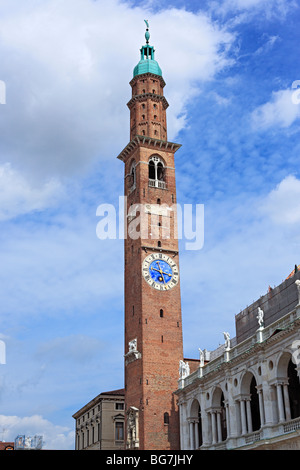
144, 19, 150, 44
133, 20, 162, 78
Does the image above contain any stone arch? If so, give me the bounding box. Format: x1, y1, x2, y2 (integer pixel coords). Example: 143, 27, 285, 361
276, 351, 300, 421
239, 370, 261, 433
211, 386, 227, 442
189, 398, 200, 418
277, 351, 292, 380
187, 398, 202, 449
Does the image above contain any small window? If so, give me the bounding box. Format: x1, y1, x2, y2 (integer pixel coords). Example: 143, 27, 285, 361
160, 309, 164, 317
158, 241, 161, 247
115, 403, 124, 410
164, 412, 169, 425
115, 422, 124, 441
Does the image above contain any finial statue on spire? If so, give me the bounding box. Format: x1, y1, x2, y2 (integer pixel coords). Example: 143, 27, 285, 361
144, 19, 150, 44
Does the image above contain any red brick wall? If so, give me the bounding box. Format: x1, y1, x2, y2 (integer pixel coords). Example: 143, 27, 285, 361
123, 73, 183, 450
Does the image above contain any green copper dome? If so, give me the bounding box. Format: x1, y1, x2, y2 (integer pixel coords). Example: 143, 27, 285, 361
133, 21, 162, 78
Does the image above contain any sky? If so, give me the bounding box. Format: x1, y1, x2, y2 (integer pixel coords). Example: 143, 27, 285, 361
0, 0, 300, 450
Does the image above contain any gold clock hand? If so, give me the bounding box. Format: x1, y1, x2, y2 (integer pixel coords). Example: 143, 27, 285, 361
151, 267, 171, 277
156, 261, 166, 285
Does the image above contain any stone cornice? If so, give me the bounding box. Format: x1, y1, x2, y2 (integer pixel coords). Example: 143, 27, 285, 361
117, 135, 181, 162
129, 72, 166, 88
127, 93, 169, 110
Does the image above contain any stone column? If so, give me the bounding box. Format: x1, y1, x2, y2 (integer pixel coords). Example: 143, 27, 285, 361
194, 420, 199, 449
225, 402, 230, 437
258, 388, 265, 426
211, 412, 217, 445
189, 421, 194, 450
246, 399, 253, 434
276, 383, 285, 422
216, 411, 222, 443
240, 400, 247, 435
283, 383, 291, 421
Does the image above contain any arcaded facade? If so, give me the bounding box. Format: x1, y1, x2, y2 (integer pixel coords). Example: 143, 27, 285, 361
176, 268, 300, 450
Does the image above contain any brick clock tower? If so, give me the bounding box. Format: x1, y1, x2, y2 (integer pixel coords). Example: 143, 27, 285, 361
117, 22, 183, 450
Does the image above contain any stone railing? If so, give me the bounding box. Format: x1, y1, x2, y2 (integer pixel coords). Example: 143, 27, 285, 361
148, 179, 167, 189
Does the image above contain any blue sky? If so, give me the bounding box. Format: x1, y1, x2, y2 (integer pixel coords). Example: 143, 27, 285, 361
0, 0, 300, 449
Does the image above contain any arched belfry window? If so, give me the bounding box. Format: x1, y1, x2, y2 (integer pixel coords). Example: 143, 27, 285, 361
148, 156, 166, 189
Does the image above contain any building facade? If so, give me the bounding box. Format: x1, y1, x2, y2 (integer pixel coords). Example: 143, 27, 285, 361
176, 268, 300, 450
117, 23, 184, 450
73, 389, 125, 450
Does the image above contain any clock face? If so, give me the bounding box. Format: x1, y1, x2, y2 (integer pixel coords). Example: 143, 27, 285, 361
142, 253, 179, 290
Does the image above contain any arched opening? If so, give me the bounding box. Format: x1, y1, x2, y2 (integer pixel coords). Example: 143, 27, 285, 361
157, 162, 164, 181
149, 160, 155, 180
250, 376, 261, 431
220, 392, 227, 441
211, 387, 227, 443
288, 359, 300, 419
148, 156, 166, 189
240, 371, 261, 434
189, 399, 202, 450
276, 353, 300, 422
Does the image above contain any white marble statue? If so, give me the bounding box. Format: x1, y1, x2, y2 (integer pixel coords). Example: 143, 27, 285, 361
198, 348, 205, 367
179, 360, 190, 379
295, 280, 300, 305
129, 338, 137, 352
257, 307, 264, 328
223, 332, 230, 350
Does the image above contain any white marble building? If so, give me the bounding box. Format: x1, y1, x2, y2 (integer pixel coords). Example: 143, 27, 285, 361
176, 268, 300, 450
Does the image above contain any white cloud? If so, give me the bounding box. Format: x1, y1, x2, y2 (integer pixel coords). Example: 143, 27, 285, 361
260, 175, 300, 224
0, 0, 236, 183
0, 163, 64, 220
254, 34, 280, 56
251, 88, 300, 130
0, 414, 74, 450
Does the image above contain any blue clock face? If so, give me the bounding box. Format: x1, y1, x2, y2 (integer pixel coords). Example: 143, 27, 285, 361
142, 253, 179, 291
149, 259, 173, 285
